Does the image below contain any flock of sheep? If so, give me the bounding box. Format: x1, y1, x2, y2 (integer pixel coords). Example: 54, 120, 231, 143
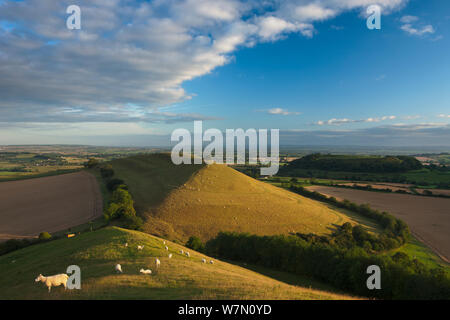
116, 240, 214, 275
35, 239, 214, 293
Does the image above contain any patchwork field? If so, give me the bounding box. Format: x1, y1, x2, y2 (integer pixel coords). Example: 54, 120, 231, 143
306, 186, 450, 263
0, 227, 357, 300
0, 171, 102, 240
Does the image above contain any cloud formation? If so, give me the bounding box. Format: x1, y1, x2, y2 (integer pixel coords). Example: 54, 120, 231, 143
0, 0, 408, 125
400, 15, 435, 36
315, 115, 396, 126
266, 108, 301, 116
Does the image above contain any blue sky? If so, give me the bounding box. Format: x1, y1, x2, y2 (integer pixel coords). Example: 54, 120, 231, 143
0, 0, 449, 147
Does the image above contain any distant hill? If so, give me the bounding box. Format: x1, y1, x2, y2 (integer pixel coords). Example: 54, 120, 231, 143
0, 227, 355, 300
111, 154, 359, 242
282, 154, 422, 174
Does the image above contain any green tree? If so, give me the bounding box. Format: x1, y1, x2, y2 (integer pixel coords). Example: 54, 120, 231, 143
186, 236, 205, 252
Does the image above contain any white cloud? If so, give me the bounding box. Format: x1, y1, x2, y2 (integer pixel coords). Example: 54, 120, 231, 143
400, 15, 418, 23
400, 15, 435, 36
0, 0, 409, 125
438, 114, 450, 118
401, 24, 434, 36
256, 16, 314, 40
293, 4, 336, 21
266, 108, 301, 116
316, 115, 396, 125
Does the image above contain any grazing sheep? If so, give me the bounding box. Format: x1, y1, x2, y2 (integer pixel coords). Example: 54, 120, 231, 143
115, 264, 123, 273
179, 249, 184, 255
35, 273, 69, 292
165, 245, 169, 251
139, 268, 152, 275
155, 258, 161, 268
201, 258, 206, 263
124, 242, 128, 247
168, 253, 172, 259
163, 241, 166, 245
209, 260, 214, 264
137, 245, 144, 250
185, 252, 190, 258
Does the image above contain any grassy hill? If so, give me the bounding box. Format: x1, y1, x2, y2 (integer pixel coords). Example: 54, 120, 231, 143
0, 227, 356, 300
111, 154, 364, 242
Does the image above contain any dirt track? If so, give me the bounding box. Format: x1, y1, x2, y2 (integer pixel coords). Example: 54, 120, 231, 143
0, 171, 102, 240
307, 186, 450, 263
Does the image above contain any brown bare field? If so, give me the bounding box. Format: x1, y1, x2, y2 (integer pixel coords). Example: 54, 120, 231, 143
306, 186, 450, 263
337, 182, 450, 197
337, 182, 411, 193
0, 171, 102, 240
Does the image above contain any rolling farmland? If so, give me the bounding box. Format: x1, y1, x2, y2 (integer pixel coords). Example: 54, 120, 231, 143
0, 171, 102, 240
306, 185, 450, 263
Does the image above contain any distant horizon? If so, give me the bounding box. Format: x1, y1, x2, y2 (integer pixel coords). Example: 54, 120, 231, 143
1, 143, 449, 155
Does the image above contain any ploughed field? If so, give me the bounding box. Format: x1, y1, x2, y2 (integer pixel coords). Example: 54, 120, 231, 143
0, 171, 102, 240
306, 185, 450, 263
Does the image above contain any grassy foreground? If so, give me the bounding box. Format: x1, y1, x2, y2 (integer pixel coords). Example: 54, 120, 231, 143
0, 227, 357, 300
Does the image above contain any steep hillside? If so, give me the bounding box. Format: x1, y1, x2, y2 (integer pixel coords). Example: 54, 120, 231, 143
0, 227, 356, 300
112, 154, 361, 242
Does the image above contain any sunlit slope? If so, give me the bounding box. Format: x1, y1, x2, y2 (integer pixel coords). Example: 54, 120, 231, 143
0, 227, 355, 300
112, 154, 356, 242
111, 154, 204, 213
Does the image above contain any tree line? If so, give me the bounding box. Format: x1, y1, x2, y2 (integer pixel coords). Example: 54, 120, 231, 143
204, 232, 450, 299
283, 154, 423, 173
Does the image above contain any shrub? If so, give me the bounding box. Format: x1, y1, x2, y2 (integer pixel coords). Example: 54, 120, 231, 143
100, 165, 114, 179
103, 187, 142, 230
39, 232, 52, 240
106, 178, 125, 191
186, 236, 205, 252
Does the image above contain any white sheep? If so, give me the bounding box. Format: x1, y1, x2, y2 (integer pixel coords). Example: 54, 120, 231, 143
139, 268, 152, 275
185, 252, 190, 257
155, 258, 161, 268
163, 240, 166, 245
168, 253, 173, 259
165, 245, 169, 251
115, 264, 123, 273
209, 260, 214, 264
201, 258, 206, 263
35, 273, 69, 292
124, 242, 128, 247
137, 245, 144, 250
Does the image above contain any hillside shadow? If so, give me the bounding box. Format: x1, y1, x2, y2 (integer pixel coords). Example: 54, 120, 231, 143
112, 153, 205, 214
225, 260, 350, 296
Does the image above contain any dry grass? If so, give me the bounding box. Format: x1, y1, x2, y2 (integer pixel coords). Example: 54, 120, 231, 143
0, 227, 358, 300
111, 154, 360, 242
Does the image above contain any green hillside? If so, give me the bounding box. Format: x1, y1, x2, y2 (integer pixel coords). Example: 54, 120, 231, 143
0, 227, 356, 300
111, 154, 365, 242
